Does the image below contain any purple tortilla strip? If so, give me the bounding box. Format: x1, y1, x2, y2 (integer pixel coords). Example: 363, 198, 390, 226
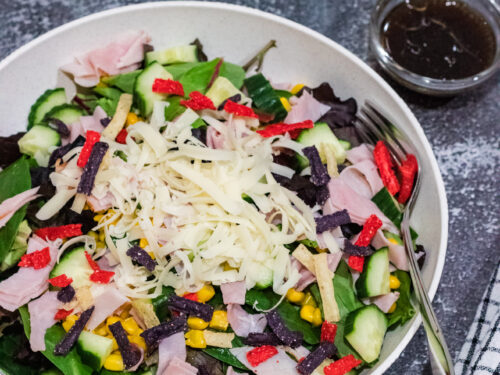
54, 306, 94, 356
167, 295, 214, 322
77, 141, 109, 195
140, 315, 187, 349
126, 245, 157, 272
266, 309, 303, 348
100, 117, 111, 127
57, 285, 75, 303
109, 321, 142, 369
296, 342, 336, 375
315, 209, 351, 234
47, 118, 70, 137
343, 239, 375, 256
302, 146, 330, 187
243, 332, 282, 346
49, 135, 85, 167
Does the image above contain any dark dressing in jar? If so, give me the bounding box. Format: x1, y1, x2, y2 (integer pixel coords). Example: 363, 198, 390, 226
380, 0, 497, 80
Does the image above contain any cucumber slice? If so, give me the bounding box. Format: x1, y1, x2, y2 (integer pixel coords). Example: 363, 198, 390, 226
28, 88, 67, 129
44, 104, 84, 125
145, 45, 198, 66
205, 76, 243, 107
134, 62, 173, 117
345, 304, 388, 363
296, 122, 347, 167
371, 188, 403, 227
246, 260, 273, 289
49, 247, 93, 288
18, 125, 61, 167
76, 331, 113, 370
355, 248, 390, 298
339, 139, 351, 151
244, 73, 288, 122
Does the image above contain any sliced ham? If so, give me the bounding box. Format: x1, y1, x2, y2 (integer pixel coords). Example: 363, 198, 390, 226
207, 126, 226, 149
324, 178, 397, 232
86, 285, 129, 330
162, 356, 198, 375
371, 292, 400, 313
346, 144, 374, 164
230, 347, 300, 374
0, 235, 57, 311
87, 191, 115, 212
284, 90, 330, 124
372, 229, 408, 271
226, 304, 267, 337
0, 187, 40, 228
61, 31, 151, 87
66, 106, 108, 144
28, 291, 60, 351
339, 159, 384, 199
157, 332, 186, 375
221, 281, 246, 305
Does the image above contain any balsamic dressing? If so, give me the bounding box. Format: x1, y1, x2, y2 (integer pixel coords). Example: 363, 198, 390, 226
380, 0, 496, 80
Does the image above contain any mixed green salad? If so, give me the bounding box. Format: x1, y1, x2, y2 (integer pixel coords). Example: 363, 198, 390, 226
0, 31, 424, 375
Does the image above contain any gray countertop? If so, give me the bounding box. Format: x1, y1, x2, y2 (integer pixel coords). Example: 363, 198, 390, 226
1, 0, 499, 373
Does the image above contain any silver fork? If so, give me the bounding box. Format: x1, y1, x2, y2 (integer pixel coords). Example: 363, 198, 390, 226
354, 101, 454, 375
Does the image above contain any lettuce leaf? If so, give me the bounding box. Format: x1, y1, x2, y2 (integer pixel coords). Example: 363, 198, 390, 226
387, 270, 415, 327
1, 220, 31, 271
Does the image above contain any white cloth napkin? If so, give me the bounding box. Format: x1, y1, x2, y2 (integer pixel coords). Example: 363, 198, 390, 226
455, 262, 500, 374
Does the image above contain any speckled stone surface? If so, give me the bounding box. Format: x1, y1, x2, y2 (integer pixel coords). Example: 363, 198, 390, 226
0, 0, 499, 373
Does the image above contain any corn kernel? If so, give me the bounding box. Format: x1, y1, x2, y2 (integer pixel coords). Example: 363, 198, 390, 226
286, 288, 305, 304
280, 97, 292, 112
62, 315, 78, 332
291, 83, 305, 95
148, 251, 156, 260
312, 308, 323, 326
185, 330, 207, 349
388, 302, 397, 313
388, 237, 399, 245
188, 316, 209, 330
106, 335, 119, 351
197, 285, 215, 303
128, 335, 147, 351
93, 214, 104, 222
96, 241, 106, 249
222, 262, 234, 271
103, 353, 124, 371
389, 275, 401, 289
98, 230, 106, 242
119, 308, 130, 319
122, 317, 140, 336
126, 112, 140, 127
106, 316, 121, 327
300, 305, 315, 323
209, 310, 229, 331
87, 231, 98, 241
301, 292, 317, 307
93, 324, 108, 336
139, 238, 149, 248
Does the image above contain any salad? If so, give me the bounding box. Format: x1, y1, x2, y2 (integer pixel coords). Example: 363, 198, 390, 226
0, 31, 423, 375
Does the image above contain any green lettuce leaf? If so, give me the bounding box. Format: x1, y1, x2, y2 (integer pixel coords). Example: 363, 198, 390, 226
387, 270, 415, 327
1, 219, 31, 271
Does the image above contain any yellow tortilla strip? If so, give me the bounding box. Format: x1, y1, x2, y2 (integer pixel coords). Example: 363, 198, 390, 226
314, 253, 340, 322
101, 93, 133, 140
203, 331, 235, 348
321, 143, 339, 178
292, 244, 316, 274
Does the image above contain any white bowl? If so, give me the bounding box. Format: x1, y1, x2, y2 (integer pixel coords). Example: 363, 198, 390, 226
0, 2, 448, 373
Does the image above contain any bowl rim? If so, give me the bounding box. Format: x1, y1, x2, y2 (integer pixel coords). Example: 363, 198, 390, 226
0, 2, 448, 373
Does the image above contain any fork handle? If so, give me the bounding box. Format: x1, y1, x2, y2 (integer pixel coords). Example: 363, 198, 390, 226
401, 222, 455, 375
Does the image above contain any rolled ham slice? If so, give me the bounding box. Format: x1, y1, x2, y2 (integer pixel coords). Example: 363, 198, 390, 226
292, 252, 342, 291
66, 106, 108, 144
86, 285, 129, 330
372, 229, 409, 271
28, 291, 61, 351
339, 159, 384, 199
157, 332, 186, 375
0, 235, 57, 311
324, 178, 397, 232
221, 281, 246, 305
0, 187, 40, 228
284, 90, 330, 124
61, 31, 151, 87
163, 356, 198, 375
371, 292, 400, 313
226, 304, 267, 337
346, 144, 374, 164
